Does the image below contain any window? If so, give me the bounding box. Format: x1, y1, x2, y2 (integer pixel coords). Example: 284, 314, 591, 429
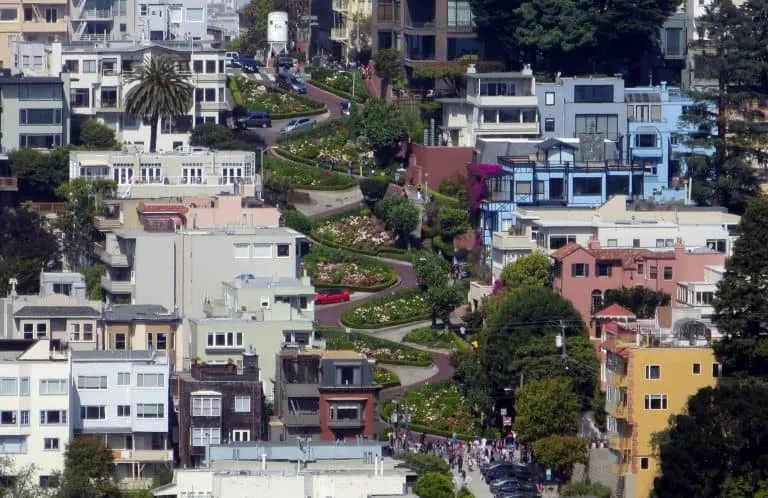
23, 7, 32, 21
156, 333, 168, 350
19, 378, 29, 396
482, 109, 497, 123
549, 235, 576, 250
633, 239, 641, 248
544, 118, 555, 132
574, 85, 614, 103
260, 297, 270, 309
193, 60, 203, 73
607, 239, 618, 247
231, 429, 250, 442
0, 411, 16, 425
114, 405, 130, 417
573, 177, 602, 196
71, 88, 89, 107
82, 60, 97, 73
640, 457, 650, 470
115, 333, 126, 350
0, 378, 17, 395
251, 243, 271, 258
649, 266, 658, 279
192, 397, 221, 417
19, 109, 62, 125
20, 134, 61, 149
80, 406, 106, 420
233, 243, 250, 259
571, 263, 589, 277
0, 8, 17, 21
644, 394, 668, 410
693, 363, 701, 374
83, 323, 94, 341
663, 266, 673, 280
120, 23, 126, 32
637, 263, 644, 274
515, 181, 544, 196
329, 404, 361, 421
137, 373, 164, 388
44, 7, 56, 22
205, 60, 216, 73
499, 109, 521, 123
140, 3, 147, 15
479, 82, 516, 96
447, 0, 473, 27
191, 427, 221, 446
206, 332, 243, 348
300, 296, 309, 310
277, 244, 290, 257
0, 436, 26, 454
336, 366, 360, 385
40, 410, 66, 424
575, 114, 619, 140
665, 27, 682, 56
596, 263, 612, 277
186, 7, 203, 21
77, 376, 107, 390
635, 134, 657, 147
706, 239, 726, 253
136, 404, 164, 418
713, 363, 721, 377
19, 411, 28, 426
234, 396, 251, 412
545, 92, 555, 105
40, 379, 67, 395
645, 365, 661, 380
591, 290, 603, 312
43, 438, 59, 451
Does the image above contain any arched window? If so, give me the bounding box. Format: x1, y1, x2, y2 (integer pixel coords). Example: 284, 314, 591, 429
591, 290, 603, 313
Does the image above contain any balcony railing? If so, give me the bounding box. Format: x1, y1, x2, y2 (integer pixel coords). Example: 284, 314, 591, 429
611, 402, 628, 419
328, 418, 364, 428
94, 215, 123, 231
331, 27, 349, 41
609, 435, 632, 451
332, 0, 349, 11
613, 374, 629, 387
94, 242, 129, 267
77, 8, 112, 19
112, 449, 173, 462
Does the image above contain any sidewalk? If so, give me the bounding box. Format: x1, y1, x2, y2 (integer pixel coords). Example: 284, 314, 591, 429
453, 465, 492, 498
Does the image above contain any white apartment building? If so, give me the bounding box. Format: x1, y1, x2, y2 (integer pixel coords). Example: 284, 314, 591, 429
676, 264, 725, 321
69, 148, 260, 199
490, 195, 740, 280
11, 41, 230, 151
438, 66, 539, 147
71, 349, 172, 483
0, 340, 71, 486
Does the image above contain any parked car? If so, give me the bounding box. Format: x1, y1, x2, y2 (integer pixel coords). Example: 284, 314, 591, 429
225, 51, 240, 65
232, 57, 260, 73
314, 289, 351, 305
280, 116, 316, 134
277, 72, 307, 94
237, 111, 272, 129
277, 55, 295, 69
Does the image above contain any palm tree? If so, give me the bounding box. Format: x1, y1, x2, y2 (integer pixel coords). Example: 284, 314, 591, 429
124, 56, 193, 153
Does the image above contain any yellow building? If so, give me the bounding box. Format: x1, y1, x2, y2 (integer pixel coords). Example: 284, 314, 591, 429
604, 331, 720, 498
0, 1, 69, 69
331, 0, 372, 61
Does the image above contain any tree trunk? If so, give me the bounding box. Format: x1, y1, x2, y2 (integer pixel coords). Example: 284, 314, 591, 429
150, 114, 159, 153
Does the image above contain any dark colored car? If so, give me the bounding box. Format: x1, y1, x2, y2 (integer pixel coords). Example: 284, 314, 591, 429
232, 57, 260, 73
314, 289, 351, 305
277, 72, 307, 94
277, 55, 294, 69
237, 111, 271, 129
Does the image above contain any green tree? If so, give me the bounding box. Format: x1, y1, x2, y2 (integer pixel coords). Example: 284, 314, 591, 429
603, 286, 671, 319
530, 435, 588, 480
55, 179, 116, 269
560, 483, 612, 498
358, 99, 408, 165
189, 123, 256, 151
499, 252, 552, 290
413, 250, 450, 290
282, 209, 312, 234
263, 175, 294, 209
482, 286, 598, 401
426, 285, 463, 327
683, 0, 760, 214
451, 350, 493, 415
10, 147, 69, 201
78, 119, 118, 150
413, 472, 455, 498
387, 201, 419, 246
437, 207, 469, 239
233, 0, 274, 54
124, 56, 193, 153
372, 47, 402, 98
713, 195, 768, 377
652, 380, 768, 498
359, 177, 391, 203
456, 487, 475, 498
80, 264, 106, 300
514, 377, 580, 444
0, 456, 45, 498
402, 453, 451, 477
0, 206, 60, 295
56, 437, 120, 498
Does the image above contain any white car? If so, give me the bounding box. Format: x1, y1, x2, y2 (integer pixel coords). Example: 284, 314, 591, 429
280, 117, 317, 134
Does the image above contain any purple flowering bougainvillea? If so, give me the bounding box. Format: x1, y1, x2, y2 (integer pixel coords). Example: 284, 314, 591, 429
466, 163, 503, 211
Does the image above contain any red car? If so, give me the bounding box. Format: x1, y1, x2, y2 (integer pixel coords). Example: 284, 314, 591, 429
314, 289, 351, 305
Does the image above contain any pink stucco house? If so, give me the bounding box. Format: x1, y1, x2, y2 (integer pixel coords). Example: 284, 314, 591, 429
551, 237, 726, 336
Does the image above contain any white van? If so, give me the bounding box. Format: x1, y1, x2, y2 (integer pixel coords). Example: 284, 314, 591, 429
225, 52, 240, 65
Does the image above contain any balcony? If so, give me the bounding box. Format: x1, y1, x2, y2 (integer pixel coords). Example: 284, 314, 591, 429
328, 417, 364, 428
22, 19, 69, 33
76, 8, 112, 19
0, 177, 17, 192
609, 435, 632, 452
94, 215, 122, 231
112, 449, 173, 462
492, 231, 537, 252
613, 461, 631, 474
94, 242, 129, 267
101, 274, 132, 294
331, 27, 350, 41
332, 0, 349, 12
612, 374, 629, 388
194, 73, 227, 83
198, 101, 229, 112
610, 402, 628, 419
97, 100, 123, 112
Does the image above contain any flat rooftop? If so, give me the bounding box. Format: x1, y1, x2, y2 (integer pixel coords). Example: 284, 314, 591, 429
232, 276, 310, 289
114, 226, 301, 238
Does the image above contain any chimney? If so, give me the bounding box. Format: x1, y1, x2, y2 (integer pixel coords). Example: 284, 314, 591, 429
674, 237, 685, 258
587, 236, 601, 251
242, 350, 259, 377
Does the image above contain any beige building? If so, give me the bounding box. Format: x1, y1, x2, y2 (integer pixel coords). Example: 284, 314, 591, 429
0, 2, 68, 70
70, 148, 260, 200
190, 273, 317, 401
331, 0, 372, 61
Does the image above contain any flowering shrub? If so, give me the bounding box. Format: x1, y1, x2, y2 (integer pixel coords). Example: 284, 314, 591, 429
374, 367, 401, 387
341, 287, 430, 328
234, 76, 321, 115
467, 163, 503, 211
303, 244, 396, 290
311, 69, 370, 103
320, 326, 432, 365
380, 381, 480, 434
314, 215, 394, 252
265, 157, 357, 190
404, 327, 456, 349
281, 127, 367, 168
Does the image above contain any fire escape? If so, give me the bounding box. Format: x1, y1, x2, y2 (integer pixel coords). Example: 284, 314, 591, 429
68, 0, 114, 41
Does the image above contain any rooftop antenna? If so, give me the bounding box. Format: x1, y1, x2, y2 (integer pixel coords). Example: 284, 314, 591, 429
8, 278, 18, 299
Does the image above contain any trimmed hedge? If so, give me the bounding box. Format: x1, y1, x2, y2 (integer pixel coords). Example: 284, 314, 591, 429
265, 156, 358, 191
303, 243, 398, 292
229, 76, 327, 120
318, 326, 433, 367
310, 229, 409, 258
340, 286, 430, 329
308, 80, 368, 104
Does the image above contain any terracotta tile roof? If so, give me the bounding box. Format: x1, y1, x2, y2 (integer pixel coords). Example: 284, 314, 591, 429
551, 243, 675, 268
550, 242, 584, 260
594, 304, 636, 319
603, 336, 631, 358
137, 203, 189, 214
